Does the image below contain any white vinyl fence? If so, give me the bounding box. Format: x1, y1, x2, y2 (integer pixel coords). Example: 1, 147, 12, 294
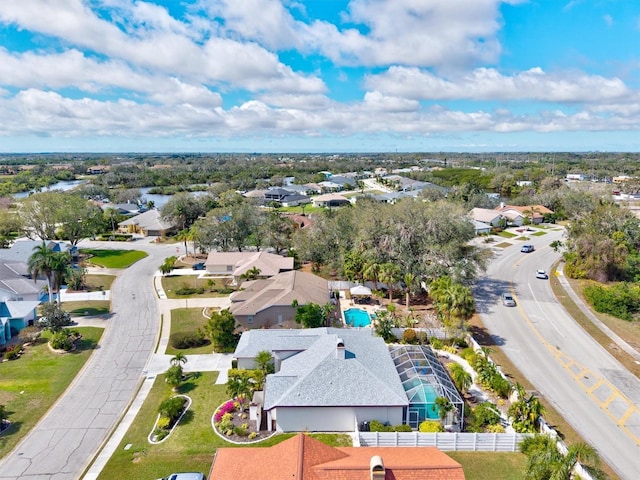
359, 432, 531, 452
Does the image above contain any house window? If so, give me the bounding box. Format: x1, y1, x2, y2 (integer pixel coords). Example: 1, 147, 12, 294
226, 265, 233, 272
248, 316, 253, 324
277, 315, 283, 326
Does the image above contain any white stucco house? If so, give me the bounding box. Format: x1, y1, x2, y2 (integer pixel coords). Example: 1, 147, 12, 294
234, 328, 408, 432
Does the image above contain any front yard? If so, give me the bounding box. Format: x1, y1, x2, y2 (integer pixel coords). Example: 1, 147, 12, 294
161, 275, 233, 299
0, 327, 103, 458
165, 308, 214, 355
96, 370, 526, 480
80, 249, 148, 268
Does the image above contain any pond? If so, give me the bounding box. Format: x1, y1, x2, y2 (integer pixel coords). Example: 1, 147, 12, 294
13, 180, 86, 198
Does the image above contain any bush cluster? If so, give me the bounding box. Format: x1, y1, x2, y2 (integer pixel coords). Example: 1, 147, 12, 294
584, 282, 640, 321
175, 287, 205, 295
418, 420, 444, 432
368, 420, 412, 432
49, 330, 77, 351
97, 234, 132, 241
471, 355, 512, 399
169, 331, 208, 349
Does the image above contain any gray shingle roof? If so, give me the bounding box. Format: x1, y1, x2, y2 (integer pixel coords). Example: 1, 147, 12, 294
236, 328, 408, 410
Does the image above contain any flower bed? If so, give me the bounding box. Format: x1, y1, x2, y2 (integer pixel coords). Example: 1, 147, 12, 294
148, 395, 191, 444
212, 398, 274, 444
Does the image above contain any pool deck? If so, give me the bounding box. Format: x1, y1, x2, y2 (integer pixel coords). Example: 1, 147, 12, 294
338, 298, 381, 327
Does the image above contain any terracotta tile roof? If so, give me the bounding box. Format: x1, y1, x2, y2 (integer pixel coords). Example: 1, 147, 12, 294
209, 433, 465, 480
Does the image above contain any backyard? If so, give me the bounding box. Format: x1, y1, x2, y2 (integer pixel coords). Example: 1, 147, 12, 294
0, 327, 103, 458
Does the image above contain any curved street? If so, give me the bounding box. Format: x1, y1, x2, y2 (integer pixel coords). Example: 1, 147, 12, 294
475, 228, 640, 480
0, 240, 175, 480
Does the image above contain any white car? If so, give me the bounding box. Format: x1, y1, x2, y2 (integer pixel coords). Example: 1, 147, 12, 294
536, 269, 548, 279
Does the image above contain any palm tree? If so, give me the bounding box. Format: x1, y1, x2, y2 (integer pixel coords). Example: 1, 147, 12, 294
50, 251, 72, 306
170, 352, 187, 367
28, 242, 56, 304
403, 272, 417, 309
433, 396, 453, 423
379, 262, 400, 301
520, 435, 607, 480
362, 260, 381, 291
509, 384, 546, 433
176, 228, 192, 257
449, 363, 472, 394
254, 350, 274, 375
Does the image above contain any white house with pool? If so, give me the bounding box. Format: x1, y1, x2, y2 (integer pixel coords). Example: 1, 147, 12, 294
233, 328, 464, 432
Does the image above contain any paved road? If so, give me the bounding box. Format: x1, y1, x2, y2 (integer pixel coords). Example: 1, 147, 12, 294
475, 227, 640, 480
0, 240, 176, 480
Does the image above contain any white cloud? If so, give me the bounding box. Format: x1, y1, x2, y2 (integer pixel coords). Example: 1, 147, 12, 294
0, 0, 326, 94
366, 66, 632, 103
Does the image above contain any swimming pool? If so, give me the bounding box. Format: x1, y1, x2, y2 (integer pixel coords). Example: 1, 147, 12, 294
344, 308, 372, 327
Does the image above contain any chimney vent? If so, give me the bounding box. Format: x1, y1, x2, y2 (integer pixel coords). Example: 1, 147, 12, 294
370, 455, 385, 480
336, 338, 345, 359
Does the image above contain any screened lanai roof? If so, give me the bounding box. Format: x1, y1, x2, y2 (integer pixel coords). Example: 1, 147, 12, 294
389, 344, 464, 426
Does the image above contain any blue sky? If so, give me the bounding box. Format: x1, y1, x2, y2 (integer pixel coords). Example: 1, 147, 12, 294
0, 0, 638, 153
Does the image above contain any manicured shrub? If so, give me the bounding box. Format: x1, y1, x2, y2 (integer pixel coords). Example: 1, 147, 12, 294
402, 328, 417, 344
418, 420, 444, 432
429, 338, 444, 350
153, 428, 169, 441
248, 432, 258, 439
487, 424, 505, 433
4, 349, 19, 361
156, 416, 171, 429
368, 420, 392, 432
393, 424, 413, 432
169, 331, 208, 349
450, 337, 468, 348
459, 347, 476, 362
233, 425, 248, 436
158, 396, 187, 421
49, 330, 74, 351
215, 287, 236, 295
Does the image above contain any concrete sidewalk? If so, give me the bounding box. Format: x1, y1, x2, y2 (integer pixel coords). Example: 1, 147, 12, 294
83, 276, 233, 480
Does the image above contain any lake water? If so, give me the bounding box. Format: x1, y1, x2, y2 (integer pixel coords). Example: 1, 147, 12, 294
13, 180, 86, 198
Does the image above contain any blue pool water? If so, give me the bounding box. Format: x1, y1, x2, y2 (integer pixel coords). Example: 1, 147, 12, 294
344, 308, 372, 327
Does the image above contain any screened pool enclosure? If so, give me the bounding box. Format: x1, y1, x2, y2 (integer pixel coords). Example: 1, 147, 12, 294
389, 345, 464, 429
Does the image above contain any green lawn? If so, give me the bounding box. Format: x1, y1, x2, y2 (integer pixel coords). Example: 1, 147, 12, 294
96, 369, 525, 479
84, 274, 117, 291
494, 242, 513, 248
81, 249, 148, 268
0, 327, 103, 458
498, 231, 517, 238
448, 451, 527, 480
530, 231, 547, 236
166, 308, 214, 355
64, 300, 110, 316
161, 275, 232, 299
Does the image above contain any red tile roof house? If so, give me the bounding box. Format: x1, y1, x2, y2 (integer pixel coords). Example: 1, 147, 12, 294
229, 270, 329, 329
495, 204, 553, 226
209, 432, 466, 480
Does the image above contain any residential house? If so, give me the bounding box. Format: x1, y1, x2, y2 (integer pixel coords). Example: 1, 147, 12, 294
229, 270, 328, 329
469, 207, 503, 227
234, 328, 408, 432
263, 187, 311, 207
204, 251, 293, 283
0, 239, 77, 265
0, 262, 45, 302
311, 193, 351, 208
471, 220, 492, 235
117, 209, 177, 237
209, 432, 465, 480
496, 204, 553, 225
0, 300, 40, 346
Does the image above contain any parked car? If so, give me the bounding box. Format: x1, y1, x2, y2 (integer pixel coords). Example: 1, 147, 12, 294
158, 474, 206, 480
192, 262, 205, 270
501, 292, 516, 307
536, 269, 548, 279
521, 244, 535, 253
